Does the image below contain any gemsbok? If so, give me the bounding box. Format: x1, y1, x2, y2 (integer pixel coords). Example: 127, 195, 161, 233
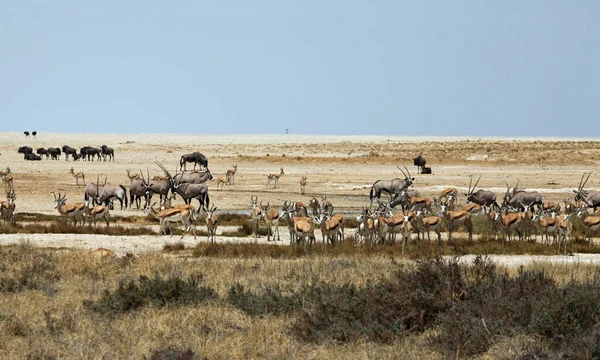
369, 165, 414, 205
465, 175, 500, 210
69, 167, 85, 186
573, 172, 600, 212
265, 168, 284, 189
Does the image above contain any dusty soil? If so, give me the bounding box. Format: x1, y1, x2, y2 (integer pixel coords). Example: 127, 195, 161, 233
1, 132, 599, 262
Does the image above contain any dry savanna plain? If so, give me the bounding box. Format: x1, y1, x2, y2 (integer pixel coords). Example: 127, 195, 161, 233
2, 133, 600, 358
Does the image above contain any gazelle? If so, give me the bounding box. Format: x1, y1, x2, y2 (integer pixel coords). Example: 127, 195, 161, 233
0, 167, 13, 189
215, 176, 227, 191
356, 207, 375, 246
260, 201, 281, 241
413, 210, 442, 245
226, 164, 237, 185
52, 192, 86, 226
558, 214, 573, 254
294, 215, 316, 248
281, 201, 313, 246
265, 168, 284, 189
316, 209, 343, 245
299, 175, 307, 195
542, 202, 561, 214
532, 212, 558, 245
440, 204, 473, 242
69, 167, 85, 186
204, 204, 218, 242
499, 209, 521, 245
577, 208, 600, 244
86, 200, 110, 227
536, 154, 548, 168
250, 196, 262, 237
159, 194, 196, 213
145, 204, 197, 239
483, 207, 500, 240
1, 190, 16, 225
462, 203, 482, 214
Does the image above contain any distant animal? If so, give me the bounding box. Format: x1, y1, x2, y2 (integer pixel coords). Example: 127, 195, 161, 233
180, 152, 208, 171
413, 154, 427, 173
17, 146, 33, 155
265, 168, 284, 189
369, 166, 414, 205
47, 147, 61, 160
80, 146, 102, 161
36, 148, 49, 159
24, 153, 41, 161
100, 145, 114, 161
421, 166, 432, 174
32, 131, 37, 138
24, 131, 30, 137
226, 164, 237, 184
62, 145, 77, 161
299, 175, 307, 195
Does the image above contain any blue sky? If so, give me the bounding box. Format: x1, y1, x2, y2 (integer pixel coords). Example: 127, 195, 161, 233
1, 1, 598, 136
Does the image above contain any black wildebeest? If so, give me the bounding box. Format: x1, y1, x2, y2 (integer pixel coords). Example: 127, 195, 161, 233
36, 148, 49, 159
421, 166, 432, 174
413, 154, 427, 173
180, 152, 208, 171
465, 175, 500, 209
369, 166, 415, 205
62, 145, 77, 161
100, 145, 114, 161
24, 153, 41, 161
80, 146, 102, 161
47, 147, 61, 160
18, 146, 33, 155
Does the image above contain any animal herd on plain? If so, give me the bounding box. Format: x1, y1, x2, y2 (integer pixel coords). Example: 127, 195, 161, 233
2, 146, 600, 254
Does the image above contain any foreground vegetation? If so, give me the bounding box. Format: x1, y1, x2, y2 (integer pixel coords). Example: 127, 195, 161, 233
1, 243, 600, 358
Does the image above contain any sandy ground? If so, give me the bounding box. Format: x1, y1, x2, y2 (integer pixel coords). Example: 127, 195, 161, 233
2, 132, 600, 264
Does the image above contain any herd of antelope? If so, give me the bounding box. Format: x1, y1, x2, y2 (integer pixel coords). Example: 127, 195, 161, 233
3, 148, 600, 253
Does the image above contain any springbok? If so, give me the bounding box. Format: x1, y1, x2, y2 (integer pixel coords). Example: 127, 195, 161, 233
90, 248, 117, 259
391, 190, 433, 213
299, 176, 307, 195
69, 167, 85, 186
0, 167, 13, 189
250, 196, 262, 237
542, 202, 561, 214
204, 204, 218, 242
499, 209, 521, 245
356, 207, 375, 246
532, 212, 558, 245
260, 201, 281, 241
558, 214, 573, 254
265, 168, 284, 189
462, 203, 482, 214
440, 204, 473, 242
316, 207, 344, 245
483, 207, 500, 240
145, 204, 197, 239
1, 190, 16, 225
281, 201, 313, 246
226, 164, 237, 185
52, 192, 86, 226
413, 210, 442, 245
85, 200, 110, 227
577, 208, 600, 244
536, 154, 548, 168
215, 176, 227, 191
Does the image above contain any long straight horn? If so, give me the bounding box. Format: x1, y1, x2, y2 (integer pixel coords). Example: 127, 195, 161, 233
515, 179, 520, 190
51, 191, 57, 200
468, 176, 473, 194
582, 171, 593, 189
397, 166, 407, 177
473, 175, 481, 189
403, 165, 411, 178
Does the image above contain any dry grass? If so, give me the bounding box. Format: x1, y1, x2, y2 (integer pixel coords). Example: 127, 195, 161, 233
1, 243, 600, 359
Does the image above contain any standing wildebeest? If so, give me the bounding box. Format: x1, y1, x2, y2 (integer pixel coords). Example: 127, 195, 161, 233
465, 175, 500, 209
180, 152, 208, 171
502, 180, 543, 211
157, 162, 209, 213
173, 169, 213, 184
413, 154, 426, 173
36, 148, 49, 159
62, 145, 77, 161
574, 172, 600, 212
101, 145, 114, 161
80, 146, 102, 161
369, 166, 415, 205
47, 147, 61, 160
18, 146, 33, 155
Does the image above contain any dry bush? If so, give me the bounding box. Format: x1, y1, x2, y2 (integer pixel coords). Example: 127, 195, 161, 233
0, 243, 60, 293
0, 222, 156, 236
163, 242, 185, 252
227, 283, 303, 317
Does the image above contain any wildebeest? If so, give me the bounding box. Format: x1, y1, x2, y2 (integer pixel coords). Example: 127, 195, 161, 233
100, 145, 114, 161
465, 175, 500, 209
421, 166, 432, 174
47, 147, 61, 160
413, 154, 426, 173
18, 146, 33, 155
180, 152, 208, 171
369, 166, 414, 205
573, 172, 600, 212
80, 146, 102, 161
36, 148, 49, 159
62, 145, 77, 161
24, 153, 41, 161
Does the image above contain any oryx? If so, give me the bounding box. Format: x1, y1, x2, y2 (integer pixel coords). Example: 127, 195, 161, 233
465, 175, 500, 209
85, 177, 128, 210
574, 172, 600, 212
180, 152, 208, 171
369, 165, 415, 205
157, 162, 209, 213
127, 169, 151, 210
502, 180, 543, 211
173, 169, 213, 184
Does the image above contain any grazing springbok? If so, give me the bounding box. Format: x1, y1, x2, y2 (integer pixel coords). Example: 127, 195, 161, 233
215, 176, 227, 191
250, 196, 262, 238
573, 172, 600, 212
369, 165, 414, 205
226, 164, 237, 185
465, 175, 500, 210
0, 167, 13, 189
204, 204, 218, 242
145, 204, 197, 239
1, 190, 16, 225
577, 208, 600, 244
180, 152, 208, 171
85, 200, 110, 227
299, 175, 307, 195
52, 192, 86, 226
260, 201, 281, 241
440, 203, 473, 242
69, 167, 85, 186
265, 168, 284, 189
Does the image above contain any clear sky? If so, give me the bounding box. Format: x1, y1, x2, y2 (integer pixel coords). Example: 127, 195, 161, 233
1, 1, 598, 136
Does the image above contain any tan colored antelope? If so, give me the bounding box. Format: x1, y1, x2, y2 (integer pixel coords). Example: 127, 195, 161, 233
484, 207, 501, 240
536, 154, 548, 168
250, 196, 262, 237
226, 164, 237, 185
159, 195, 196, 213
293, 215, 316, 248
462, 203, 482, 214
499, 210, 521, 245
281, 201, 313, 246
356, 207, 376, 246
316, 208, 344, 245
69, 167, 85, 186
400, 214, 414, 253
437, 188, 457, 209
145, 204, 197, 239
152, 175, 167, 181
299, 175, 307, 195
532, 212, 558, 245
0, 167, 13, 189
85, 200, 110, 227
414, 210, 442, 245
542, 202, 561, 213
558, 214, 573, 254
440, 204, 473, 242
52, 192, 87, 226
215, 176, 227, 191
203, 204, 218, 242
126, 169, 140, 180
403, 192, 434, 214
90, 248, 117, 259
563, 198, 576, 214
577, 208, 600, 244
265, 168, 284, 189
260, 201, 281, 241
1, 189, 16, 225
